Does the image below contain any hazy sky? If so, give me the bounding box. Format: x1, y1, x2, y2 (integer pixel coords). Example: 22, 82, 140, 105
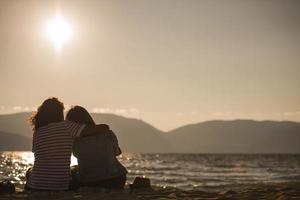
0, 0, 300, 131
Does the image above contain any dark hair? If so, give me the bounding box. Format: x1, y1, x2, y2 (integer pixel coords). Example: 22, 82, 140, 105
66, 106, 95, 125
30, 97, 64, 131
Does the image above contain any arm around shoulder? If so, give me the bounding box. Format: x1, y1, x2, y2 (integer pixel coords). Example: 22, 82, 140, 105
80, 124, 110, 137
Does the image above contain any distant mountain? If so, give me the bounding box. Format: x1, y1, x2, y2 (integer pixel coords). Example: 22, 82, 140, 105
0, 131, 31, 151
0, 113, 299, 153
0, 112, 32, 137
166, 120, 300, 153
90, 113, 170, 153
0, 112, 170, 153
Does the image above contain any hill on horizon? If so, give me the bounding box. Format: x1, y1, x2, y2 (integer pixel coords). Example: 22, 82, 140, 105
0, 112, 169, 153
0, 131, 31, 151
0, 112, 299, 153
167, 120, 300, 153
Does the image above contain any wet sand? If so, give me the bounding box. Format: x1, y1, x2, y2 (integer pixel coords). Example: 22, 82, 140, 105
1, 182, 300, 200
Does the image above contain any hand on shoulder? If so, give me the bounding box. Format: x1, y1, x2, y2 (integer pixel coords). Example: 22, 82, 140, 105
97, 124, 110, 133
80, 124, 110, 137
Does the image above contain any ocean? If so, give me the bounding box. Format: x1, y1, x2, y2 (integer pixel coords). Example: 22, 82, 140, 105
1, 152, 300, 191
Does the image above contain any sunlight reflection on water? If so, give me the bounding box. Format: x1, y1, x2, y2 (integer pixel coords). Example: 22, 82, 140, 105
1, 151, 300, 190
0, 151, 78, 166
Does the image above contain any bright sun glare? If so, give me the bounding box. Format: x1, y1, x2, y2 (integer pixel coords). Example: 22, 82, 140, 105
46, 14, 72, 51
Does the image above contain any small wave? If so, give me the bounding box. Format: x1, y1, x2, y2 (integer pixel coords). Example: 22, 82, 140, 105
1, 152, 300, 190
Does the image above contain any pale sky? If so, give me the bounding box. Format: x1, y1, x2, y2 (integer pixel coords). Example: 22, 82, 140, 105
0, 0, 300, 131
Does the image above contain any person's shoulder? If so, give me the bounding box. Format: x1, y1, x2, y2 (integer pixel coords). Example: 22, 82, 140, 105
51, 120, 72, 128
36, 121, 65, 131
98, 124, 110, 130
63, 120, 80, 126
78, 131, 110, 142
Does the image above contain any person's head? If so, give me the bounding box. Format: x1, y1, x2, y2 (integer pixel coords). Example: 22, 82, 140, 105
30, 97, 64, 131
66, 106, 95, 125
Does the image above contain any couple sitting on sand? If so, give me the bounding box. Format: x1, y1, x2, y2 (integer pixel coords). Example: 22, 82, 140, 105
25, 97, 127, 191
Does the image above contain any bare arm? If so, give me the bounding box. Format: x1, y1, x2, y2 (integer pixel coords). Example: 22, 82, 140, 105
80, 124, 110, 137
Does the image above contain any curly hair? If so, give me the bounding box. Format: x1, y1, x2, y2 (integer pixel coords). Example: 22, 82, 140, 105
30, 97, 64, 131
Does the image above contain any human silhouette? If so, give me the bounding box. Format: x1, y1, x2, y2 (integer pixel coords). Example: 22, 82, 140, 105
25, 97, 109, 191
67, 106, 127, 189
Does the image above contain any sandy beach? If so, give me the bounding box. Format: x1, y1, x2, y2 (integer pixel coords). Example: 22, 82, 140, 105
0, 182, 299, 200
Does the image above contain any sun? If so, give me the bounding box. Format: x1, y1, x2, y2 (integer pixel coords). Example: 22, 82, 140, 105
46, 14, 72, 51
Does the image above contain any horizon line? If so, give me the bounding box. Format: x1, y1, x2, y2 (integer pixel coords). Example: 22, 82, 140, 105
1, 111, 300, 133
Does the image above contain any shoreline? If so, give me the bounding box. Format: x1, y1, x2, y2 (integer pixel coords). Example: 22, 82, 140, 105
1, 182, 300, 200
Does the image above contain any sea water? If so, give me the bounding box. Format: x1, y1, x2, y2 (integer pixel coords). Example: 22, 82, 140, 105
0, 152, 300, 190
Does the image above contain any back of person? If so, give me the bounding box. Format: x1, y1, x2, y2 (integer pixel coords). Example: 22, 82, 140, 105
66, 105, 127, 189
28, 120, 85, 190
73, 131, 127, 183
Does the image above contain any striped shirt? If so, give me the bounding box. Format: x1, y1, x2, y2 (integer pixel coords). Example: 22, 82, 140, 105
28, 120, 85, 190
